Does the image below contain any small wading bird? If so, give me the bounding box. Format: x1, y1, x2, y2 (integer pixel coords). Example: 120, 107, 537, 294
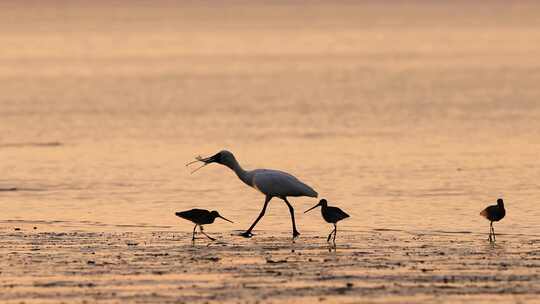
479, 198, 506, 242
186, 150, 317, 239
175, 209, 233, 242
305, 199, 350, 246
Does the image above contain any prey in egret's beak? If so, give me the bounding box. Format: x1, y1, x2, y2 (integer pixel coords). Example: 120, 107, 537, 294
304, 202, 322, 213
185, 152, 221, 174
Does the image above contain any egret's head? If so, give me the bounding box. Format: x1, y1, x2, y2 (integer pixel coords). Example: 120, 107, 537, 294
186, 150, 237, 173
210, 210, 233, 223
497, 198, 504, 207
206, 150, 234, 165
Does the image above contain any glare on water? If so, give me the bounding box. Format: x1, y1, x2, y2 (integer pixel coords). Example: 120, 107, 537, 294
1, 1, 540, 238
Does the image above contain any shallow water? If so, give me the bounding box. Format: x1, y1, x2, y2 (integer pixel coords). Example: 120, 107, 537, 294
1, 1, 540, 302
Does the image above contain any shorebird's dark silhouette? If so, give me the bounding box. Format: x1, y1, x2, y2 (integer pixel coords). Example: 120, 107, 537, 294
305, 199, 350, 246
186, 150, 317, 239
480, 198, 506, 242
175, 209, 233, 242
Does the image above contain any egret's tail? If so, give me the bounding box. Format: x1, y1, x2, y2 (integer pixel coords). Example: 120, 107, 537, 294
305, 186, 318, 198
294, 180, 317, 197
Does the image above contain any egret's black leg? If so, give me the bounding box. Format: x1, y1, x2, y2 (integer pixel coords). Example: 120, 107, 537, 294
199, 226, 216, 241
283, 197, 300, 239
242, 195, 272, 238
491, 223, 496, 242
192, 225, 197, 241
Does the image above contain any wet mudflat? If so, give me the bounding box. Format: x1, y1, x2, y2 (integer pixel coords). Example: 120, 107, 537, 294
1, 228, 539, 304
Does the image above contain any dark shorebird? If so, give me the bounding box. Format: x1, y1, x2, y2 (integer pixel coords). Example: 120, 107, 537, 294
175, 209, 233, 242
479, 198, 506, 242
186, 150, 317, 239
305, 199, 350, 246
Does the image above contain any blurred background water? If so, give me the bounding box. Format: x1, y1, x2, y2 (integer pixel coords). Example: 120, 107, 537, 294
1, 1, 540, 236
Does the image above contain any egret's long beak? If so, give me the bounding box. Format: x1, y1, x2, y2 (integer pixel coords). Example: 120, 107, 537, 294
217, 215, 234, 223
185, 153, 219, 174
304, 203, 320, 213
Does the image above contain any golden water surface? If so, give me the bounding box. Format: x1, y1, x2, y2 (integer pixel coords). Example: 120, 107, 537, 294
1, 1, 540, 303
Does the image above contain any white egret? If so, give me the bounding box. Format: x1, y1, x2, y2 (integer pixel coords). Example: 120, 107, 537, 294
187, 150, 317, 239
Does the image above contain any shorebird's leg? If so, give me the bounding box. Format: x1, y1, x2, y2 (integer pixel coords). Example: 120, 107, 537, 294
327, 231, 333, 242
491, 223, 496, 242
488, 222, 493, 242
327, 226, 336, 242
192, 225, 197, 242
199, 225, 216, 241
242, 195, 272, 238
333, 224, 337, 246
283, 197, 300, 239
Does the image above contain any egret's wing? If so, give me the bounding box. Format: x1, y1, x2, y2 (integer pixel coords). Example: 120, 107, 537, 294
252, 169, 317, 198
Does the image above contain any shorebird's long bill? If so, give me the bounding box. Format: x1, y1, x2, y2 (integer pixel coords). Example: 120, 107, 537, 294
185, 154, 218, 174
218, 215, 234, 223
304, 203, 320, 213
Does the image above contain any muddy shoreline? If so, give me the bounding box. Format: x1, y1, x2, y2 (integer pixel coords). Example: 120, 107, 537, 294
1, 229, 539, 303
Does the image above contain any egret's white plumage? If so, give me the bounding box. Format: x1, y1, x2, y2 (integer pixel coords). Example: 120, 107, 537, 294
252, 169, 317, 198
187, 150, 317, 239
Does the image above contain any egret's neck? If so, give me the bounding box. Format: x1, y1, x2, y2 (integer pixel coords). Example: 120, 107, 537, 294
225, 158, 251, 186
